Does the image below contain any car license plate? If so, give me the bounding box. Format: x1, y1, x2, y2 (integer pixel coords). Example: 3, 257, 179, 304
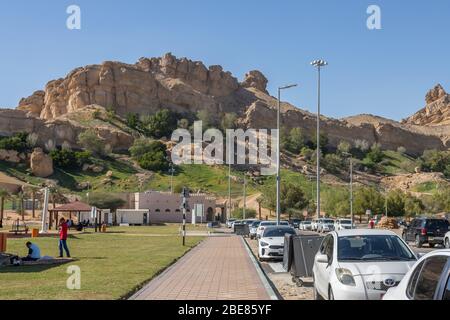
430, 237, 443, 241
278, 249, 284, 255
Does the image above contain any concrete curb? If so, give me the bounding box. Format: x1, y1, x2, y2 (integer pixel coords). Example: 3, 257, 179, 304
240, 237, 280, 300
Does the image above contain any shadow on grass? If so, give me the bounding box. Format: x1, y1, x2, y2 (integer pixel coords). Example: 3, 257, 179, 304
0, 260, 75, 274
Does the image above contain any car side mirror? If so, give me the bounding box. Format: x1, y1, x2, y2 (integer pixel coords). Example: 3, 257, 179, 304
316, 254, 329, 264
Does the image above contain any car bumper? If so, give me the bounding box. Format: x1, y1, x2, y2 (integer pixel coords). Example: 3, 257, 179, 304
426, 236, 445, 244
331, 279, 391, 300
260, 247, 284, 259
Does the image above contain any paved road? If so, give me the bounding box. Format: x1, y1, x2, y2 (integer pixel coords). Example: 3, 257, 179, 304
132, 235, 274, 300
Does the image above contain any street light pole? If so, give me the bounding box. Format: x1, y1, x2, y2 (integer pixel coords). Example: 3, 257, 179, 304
277, 84, 298, 225
311, 60, 328, 220
350, 157, 354, 229
169, 163, 175, 194
243, 175, 246, 220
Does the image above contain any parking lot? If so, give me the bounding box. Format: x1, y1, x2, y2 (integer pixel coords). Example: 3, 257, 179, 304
244, 226, 447, 300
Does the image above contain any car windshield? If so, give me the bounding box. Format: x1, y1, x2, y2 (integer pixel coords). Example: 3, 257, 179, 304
245, 220, 255, 225
304, 221, 311, 225
323, 219, 334, 224
340, 220, 352, 224
280, 221, 289, 225
263, 228, 296, 238
338, 235, 416, 262
260, 222, 277, 226
251, 221, 261, 227
426, 219, 449, 229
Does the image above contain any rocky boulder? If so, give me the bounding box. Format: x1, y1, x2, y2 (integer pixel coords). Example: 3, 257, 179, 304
30, 148, 54, 178
0, 149, 21, 163
241, 70, 268, 94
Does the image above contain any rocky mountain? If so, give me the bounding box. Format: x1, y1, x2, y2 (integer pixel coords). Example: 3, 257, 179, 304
402, 84, 450, 126
1, 53, 449, 155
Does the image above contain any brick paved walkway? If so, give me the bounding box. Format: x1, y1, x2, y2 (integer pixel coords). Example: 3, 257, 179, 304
132, 236, 272, 300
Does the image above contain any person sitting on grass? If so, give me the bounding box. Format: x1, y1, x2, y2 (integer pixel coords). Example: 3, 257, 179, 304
23, 241, 41, 262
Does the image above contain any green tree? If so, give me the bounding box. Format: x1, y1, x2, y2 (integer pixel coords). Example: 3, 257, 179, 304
312, 132, 329, 154
196, 109, 215, 129
126, 113, 141, 130
323, 188, 350, 217
280, 184, 309, 219
386, 189, 406, 217
433, 188, 450, 213
354, 187, 385, 216
221, 113, 238, 132
420, 150, 450, 173
323, 154, 344, 174
285, 128, 305, 154
130, 139, 169, 172
77, 129, 108, 157
365, 143, 384, 163
142, 110, 178, 139
404, 194, 425, 217
337, 141, 351, 155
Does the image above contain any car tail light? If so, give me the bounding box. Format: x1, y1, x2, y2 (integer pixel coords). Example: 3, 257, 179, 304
421, 228, 427, 236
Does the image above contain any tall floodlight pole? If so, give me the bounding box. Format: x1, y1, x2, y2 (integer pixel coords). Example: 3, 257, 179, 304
350, 156, 354, 229
228, 147, 232, 220
310, 59, 328, 220
277, 84, 298, 225
243, 175, 247, 220
169, 163, 175, 193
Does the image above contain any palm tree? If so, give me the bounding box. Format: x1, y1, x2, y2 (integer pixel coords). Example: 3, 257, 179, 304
0, 189, 9, 228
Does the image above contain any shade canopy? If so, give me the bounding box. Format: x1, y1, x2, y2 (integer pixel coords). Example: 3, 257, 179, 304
49, 201, 92, 212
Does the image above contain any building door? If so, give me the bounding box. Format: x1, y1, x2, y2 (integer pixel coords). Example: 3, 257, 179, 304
206, 207, 214, 222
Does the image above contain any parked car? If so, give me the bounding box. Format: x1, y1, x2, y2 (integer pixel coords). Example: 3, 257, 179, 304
249, 220, 261, 239
384, 250, 450, 300
334, 219, 354, 231
226, 218, 236, 228
256, 221, 289, 239
300, 221, 312, 231
402, 217, 450, 248
318, 219, 335, 233
290, 219, 302, 229
258, 226, 297, 261
446, 231, 450, 249
311, 219, 319, 232
313, 229, 417, 300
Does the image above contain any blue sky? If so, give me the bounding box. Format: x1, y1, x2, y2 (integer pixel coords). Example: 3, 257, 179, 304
0, 0, 449, 120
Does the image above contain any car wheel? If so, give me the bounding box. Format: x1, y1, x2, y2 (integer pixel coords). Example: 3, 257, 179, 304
429, 243, 435, 248
445, 238, 450, 249
328, 287, 335, 300
415, 235, 423, 248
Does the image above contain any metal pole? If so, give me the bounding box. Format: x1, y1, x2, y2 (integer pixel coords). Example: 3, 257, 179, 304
243, 176, 247, 220
316, 66, 321, 221
228, 152, 232, 220
350, 157, 354, 229
182, 188, 187, 246
276, 88, 281, 226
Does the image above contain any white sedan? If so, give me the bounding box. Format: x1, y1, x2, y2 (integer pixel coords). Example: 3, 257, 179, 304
313, 229, 417, 300
335, 219, 354, 231
256, 221, 289, 239
384, 250, 450, 300
258, 226, 297, 261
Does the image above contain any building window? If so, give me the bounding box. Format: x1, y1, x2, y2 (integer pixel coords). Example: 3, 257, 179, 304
175, 209, 181, 213
165, 209, 171, 213
155, 209, 160, 213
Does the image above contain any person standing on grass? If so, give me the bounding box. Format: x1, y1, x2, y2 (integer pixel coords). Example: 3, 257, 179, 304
58, 218, 71, 258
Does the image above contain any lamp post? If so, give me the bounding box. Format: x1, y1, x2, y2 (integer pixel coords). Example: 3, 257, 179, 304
343, 152, 354, 229
169, 163, 175, 193
228, 148, 232, 220
277, 84, 298, 225
310, 59, 328, 220
243, 175, 247, 220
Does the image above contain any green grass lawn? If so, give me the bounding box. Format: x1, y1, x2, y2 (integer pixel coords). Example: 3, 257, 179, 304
0, 225, 203, 300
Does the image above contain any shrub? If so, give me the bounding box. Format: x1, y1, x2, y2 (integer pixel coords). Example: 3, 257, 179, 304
142, 110, 179, 138
126, 113, 141, 130
323, 153, 345, 174
130, 139, 169, 172
50, 149, 92, 169
0, 132, 29, 152
420, 150, 450, 173
77, 129, 108, 157
285, 128, 305, 154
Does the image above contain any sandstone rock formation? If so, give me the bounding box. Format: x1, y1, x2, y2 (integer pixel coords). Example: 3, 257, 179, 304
1, 53, 449, 155
0, 149, 21, 163
241, 70, 268, 94
30, 148, 53, 178
403, 84, 450, 126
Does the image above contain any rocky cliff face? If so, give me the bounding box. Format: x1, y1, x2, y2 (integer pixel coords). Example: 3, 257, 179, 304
403, 84, 450, 126
4, 53, 450, 155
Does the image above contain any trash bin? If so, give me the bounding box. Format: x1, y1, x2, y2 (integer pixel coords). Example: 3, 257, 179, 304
282, 233, 294, 272
234, 224, 249, 236
0, 233, 7, 253
291, 234, 324, 279
31, 228, 39, 238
